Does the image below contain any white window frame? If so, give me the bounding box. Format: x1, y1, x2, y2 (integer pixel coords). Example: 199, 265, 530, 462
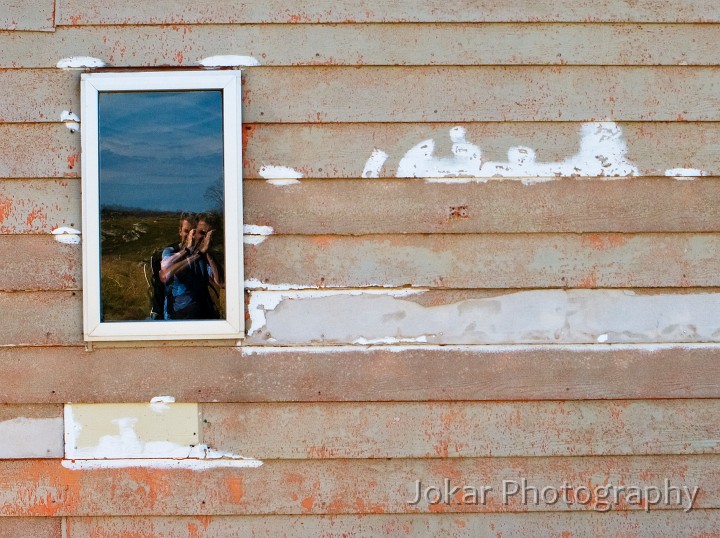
81, 71, 244, 341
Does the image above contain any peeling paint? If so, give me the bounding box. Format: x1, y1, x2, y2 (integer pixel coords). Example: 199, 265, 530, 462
199, 55, 260, 67
665, 168, 707, 180
56, 56, 107, 68
258, 165, 303, 180
248, 289, 720, 345
244, 235, 268, 245
380, 122, 638, 181
149, 396, 176, 413
362, 149, 389, 178
248, 288, 426, 336
51, 226, 81, 244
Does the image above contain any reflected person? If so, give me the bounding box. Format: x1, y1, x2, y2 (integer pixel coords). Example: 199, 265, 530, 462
160, 213, 224, 319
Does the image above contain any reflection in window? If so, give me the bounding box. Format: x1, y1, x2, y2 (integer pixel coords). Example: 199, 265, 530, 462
98, 91, 225, 321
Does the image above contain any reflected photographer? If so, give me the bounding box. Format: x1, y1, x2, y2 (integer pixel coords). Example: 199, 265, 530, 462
160, 213, 224, 320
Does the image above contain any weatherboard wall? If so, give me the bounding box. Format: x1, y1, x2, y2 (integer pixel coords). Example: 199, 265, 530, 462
1, 1, 720, 535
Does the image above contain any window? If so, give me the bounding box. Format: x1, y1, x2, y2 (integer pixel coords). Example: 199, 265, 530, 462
81, 71, 244, 341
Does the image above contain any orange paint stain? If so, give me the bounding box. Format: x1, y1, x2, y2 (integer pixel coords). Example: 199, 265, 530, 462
300, 495, 315, 512
25, 208, 46, 228
0, 197, 12, 223
67, 153, 79, 170
226, 477, 244, 503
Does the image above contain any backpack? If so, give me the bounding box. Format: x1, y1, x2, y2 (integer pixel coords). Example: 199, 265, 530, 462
144, 245, 173, 320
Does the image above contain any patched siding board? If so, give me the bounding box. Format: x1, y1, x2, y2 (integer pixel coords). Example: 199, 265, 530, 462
1, 346, 719, 403
0, 456, 715, 515
0, 0, 54, 31
0, 405, 63, 458
4, 24, 720, 68
201, 400, 720, 459
62, 512, 720, 538
54, 0, 720, 24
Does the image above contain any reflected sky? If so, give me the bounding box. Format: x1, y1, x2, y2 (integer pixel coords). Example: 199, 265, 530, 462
99, 91, 223, 212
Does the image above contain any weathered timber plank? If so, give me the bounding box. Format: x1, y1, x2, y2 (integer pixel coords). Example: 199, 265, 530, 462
6, 289, 720, 346
64, 512, 720, 538
0, 456, 715, 515
0, 404, 63, 458
0, 518, 60, 538
243, 122, 720, 178
0, 125, 79, 179
247, 289, 720, 345
0, 291, 81, 345
5, 68, 720, 123
0, 70, 79, 124
245, 178, 720, 234
0, 179, 81, 234
0, 236, 80, 291
241, 67, 720, 123
2, 344, 720, 403
54, 0, 720, 24
202, 400, 720, 459
0, 0, 54, 31
3, 122, 718, 179
246, 234, 720, 289
4, 24, 720, 68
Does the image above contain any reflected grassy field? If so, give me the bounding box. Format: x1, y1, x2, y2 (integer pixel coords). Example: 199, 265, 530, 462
100, 210, 225, 321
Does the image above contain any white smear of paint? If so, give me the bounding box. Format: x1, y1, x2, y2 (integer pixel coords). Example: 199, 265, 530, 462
57, 56, 107, 69
362, 149, 389, 178
244, 235, 268, 245
60, 110, 80, 133
398, 122, 638, 181
248, 288, 426, 336
199, 55, 261, 67
52, 226, 81, 244
266, 179, 301, 186
665, 168, 707, 180
240, 342, 720, 355
258, 165, 303, 180
597, 334, 609, 343
244, 224, 274, 235
62, 457, 262, 470
353, 335, 430, 345
149, 396, 175, 413
244, 279, 316, 291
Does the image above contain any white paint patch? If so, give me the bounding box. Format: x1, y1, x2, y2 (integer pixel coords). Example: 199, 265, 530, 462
244, 278, 316, 291
396, 122, 638, 180
258, 165, 303, 180
199, 55, 261, 67
60, 110, 80, 133
244, 235, 268, 245
248, 288, 426, 336
244, 224, 274, 235
362, 149, 389, 178
665, 168, 707, 180
266, 178, 301, 186
52, 226, 81, 244
62, 456, 262, 470
149, 396, 175, 413
0, 417, 63, 458
247, 289, 720, 345
57, 56, 107, 69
